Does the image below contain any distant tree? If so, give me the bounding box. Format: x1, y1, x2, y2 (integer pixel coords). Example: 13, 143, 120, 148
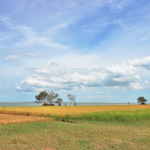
137, 96, 148, 104
35, 90, 48, 104
55, 98, 62, 106
47, 91, 59, 104
67, 94, 76, 106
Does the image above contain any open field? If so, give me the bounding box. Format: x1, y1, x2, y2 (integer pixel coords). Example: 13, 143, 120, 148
0, 120, 150, 150
0, 105, 150, 149
0, 114, 54, 125
0, 105, 150, 122
0, 105, 150, 116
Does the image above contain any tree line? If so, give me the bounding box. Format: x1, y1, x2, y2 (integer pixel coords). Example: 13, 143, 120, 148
35, 90, 148, 106
35, 90, 76, 106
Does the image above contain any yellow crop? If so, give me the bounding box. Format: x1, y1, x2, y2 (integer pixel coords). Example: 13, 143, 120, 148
0, 105, 150, 117
0, 114, 54, 125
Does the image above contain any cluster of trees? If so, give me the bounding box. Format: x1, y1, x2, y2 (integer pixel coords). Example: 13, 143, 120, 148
35, 90, 76, 106
35, 91, 148, 106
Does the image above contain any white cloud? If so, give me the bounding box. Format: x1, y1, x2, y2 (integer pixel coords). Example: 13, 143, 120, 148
0, 16, 70, 50
107, 95, 113, 98
24, 53, 38, 57
127, 56, 150, 70
98, 95, 103, 98
4, 55, 20, 60
16, 56, 150, 92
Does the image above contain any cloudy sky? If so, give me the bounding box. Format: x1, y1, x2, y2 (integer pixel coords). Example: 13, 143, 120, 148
0, 0, 150, 103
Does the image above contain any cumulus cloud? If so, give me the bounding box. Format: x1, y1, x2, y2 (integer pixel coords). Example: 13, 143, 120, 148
16, 57, 150, 92
127, 56, 150, 70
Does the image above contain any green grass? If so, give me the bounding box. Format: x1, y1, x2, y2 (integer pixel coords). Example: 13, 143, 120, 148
1, 108, 150, 149
1, 120, 150, 149
41, 109, 150, 123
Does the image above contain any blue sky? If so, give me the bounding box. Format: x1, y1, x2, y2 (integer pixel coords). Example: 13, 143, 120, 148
0, 0, 150, 103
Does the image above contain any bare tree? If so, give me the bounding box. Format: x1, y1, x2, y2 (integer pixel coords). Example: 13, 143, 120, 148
55, 98, 63, 106
47, 91, 59, 104
67, 94, 76, 106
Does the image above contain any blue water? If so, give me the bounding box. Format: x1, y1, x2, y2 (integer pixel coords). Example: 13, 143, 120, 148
0, 102, 139, 107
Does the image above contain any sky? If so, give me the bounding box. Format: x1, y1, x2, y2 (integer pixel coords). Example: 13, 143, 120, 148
0, 0, 150, 103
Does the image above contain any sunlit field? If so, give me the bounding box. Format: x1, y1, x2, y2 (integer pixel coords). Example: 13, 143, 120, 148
0, 114, 53, 125
1, 105, 150, 149
0, 105, 150, 122
0, 105, 150, 116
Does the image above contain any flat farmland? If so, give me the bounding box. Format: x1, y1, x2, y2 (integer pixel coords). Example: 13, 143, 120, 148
0, 105, 150, 116
0, 114, 53, 125
0, 105, 150, 149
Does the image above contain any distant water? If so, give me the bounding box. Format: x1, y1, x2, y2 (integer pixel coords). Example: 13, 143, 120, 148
0, 102, 139, 107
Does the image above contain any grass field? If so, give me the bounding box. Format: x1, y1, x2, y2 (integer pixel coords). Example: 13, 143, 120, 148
0, 105, 150, 149
0, 120, 150, 150
0, 114, 54, 125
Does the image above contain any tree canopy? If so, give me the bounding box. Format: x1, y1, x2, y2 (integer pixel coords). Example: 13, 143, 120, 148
137, 96, 148, 104
35, 90, 48, 104
35, 90, 60, 105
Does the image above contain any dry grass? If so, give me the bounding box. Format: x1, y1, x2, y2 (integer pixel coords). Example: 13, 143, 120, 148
0, 114, 54, 125
0, 105, 150, 117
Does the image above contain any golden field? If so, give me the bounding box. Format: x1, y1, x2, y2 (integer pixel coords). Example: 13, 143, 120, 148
0, 105, 150, 117
0, 114, 54, 125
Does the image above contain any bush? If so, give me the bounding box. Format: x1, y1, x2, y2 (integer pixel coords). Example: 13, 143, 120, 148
42, 103, 50, 106
50, 104, 55, 106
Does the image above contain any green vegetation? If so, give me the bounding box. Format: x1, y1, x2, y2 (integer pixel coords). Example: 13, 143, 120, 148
137, 96, 148, 104
35, 90, 60, 105
1, 120, 150, 149
1, 106, 150, 149
39, 109, 150, 123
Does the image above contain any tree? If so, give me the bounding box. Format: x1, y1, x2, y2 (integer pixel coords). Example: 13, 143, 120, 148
137, 96, 148, 104
67, 94, 76, 106
35, 90, 48, 104
55, 98, 62, 106
47, 91, 59, 104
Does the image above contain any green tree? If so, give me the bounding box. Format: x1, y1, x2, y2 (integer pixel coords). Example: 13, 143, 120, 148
137, 96, 148, 104
67, 94, 76, 106
55, 98, 62, 106
35, 90, 48, 104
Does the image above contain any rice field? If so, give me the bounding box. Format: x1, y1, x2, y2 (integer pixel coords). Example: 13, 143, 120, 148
0, 105, 150, 123
0, 114, 54, 125
1, 105, 150, 149
0, 105, 150, 117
